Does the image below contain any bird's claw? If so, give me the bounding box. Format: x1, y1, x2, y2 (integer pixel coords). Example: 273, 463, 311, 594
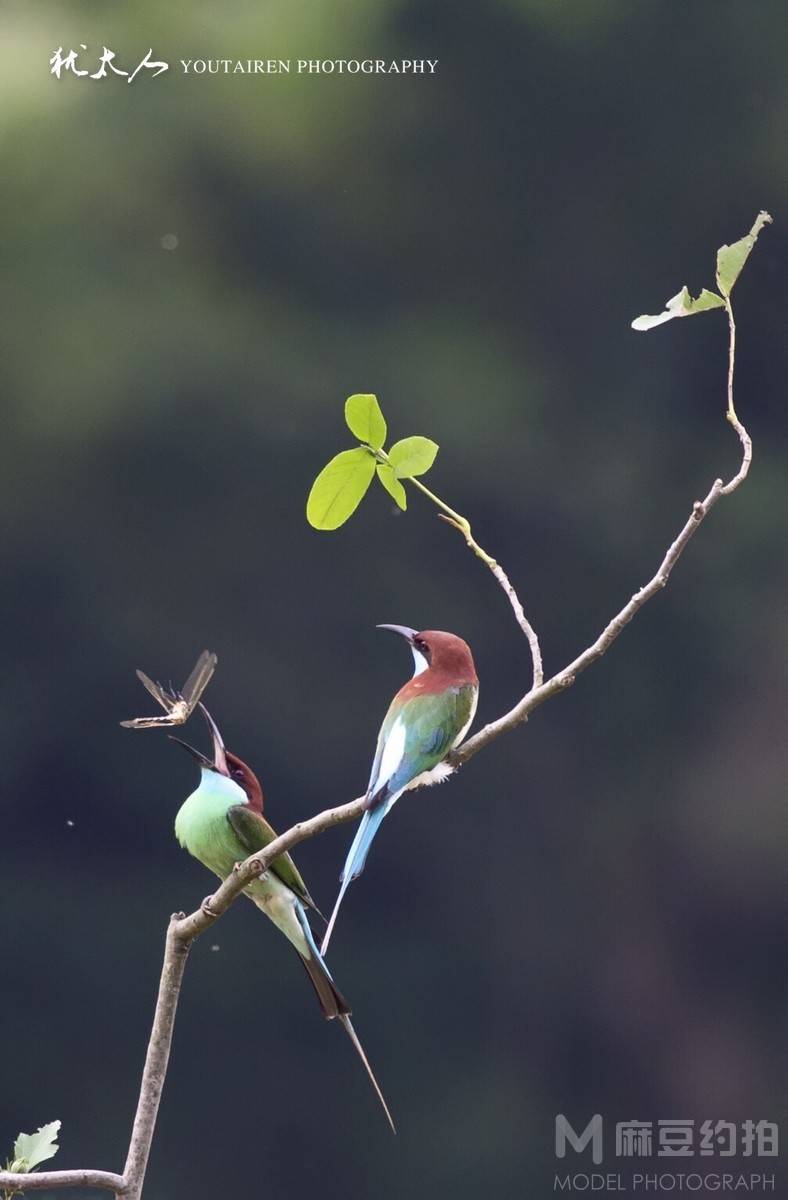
201, 896, 218, 919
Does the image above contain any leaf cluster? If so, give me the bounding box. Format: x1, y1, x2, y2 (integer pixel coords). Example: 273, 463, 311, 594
632, 211, 771, 331
306, 395, 438, 530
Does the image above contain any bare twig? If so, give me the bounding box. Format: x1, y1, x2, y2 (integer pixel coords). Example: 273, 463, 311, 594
449, 288, 750, 767
451, 475, 729, 767
121, 918, 191, 1200
720, 298, 751, 494
482, 557, 544, 688
406, 475, 544, 688
0, 1169, 124, 1195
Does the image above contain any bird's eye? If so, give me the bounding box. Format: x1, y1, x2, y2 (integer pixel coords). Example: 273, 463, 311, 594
232, 768, 244, 781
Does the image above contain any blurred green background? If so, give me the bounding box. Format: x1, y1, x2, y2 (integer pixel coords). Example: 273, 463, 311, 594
1, 1, 786, 1196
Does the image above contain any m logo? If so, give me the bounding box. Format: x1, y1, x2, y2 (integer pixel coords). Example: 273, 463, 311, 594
555, 1115, 604, 1165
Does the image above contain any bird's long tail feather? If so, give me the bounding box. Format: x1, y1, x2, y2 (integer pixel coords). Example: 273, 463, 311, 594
295, 906, 395, 1132
321, 804, 390, 956
299, 944, 350, 1018
338, 1014, 396, 1134
295, 904, 350, 1017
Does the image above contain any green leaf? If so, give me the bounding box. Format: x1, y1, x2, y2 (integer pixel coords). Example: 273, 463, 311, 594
306, 447, 376, 530
716, 210, 772, 297
376, 463, 407, 510
631, 285, 725, 331
344, 394, 387, 450
388, 436, 439, 479
14, 1121, 61, 1171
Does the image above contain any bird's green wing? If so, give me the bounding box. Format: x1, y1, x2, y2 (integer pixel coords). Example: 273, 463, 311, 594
368, 683, 477, 803
403, 684, 477, 766
226, 805, 320, 913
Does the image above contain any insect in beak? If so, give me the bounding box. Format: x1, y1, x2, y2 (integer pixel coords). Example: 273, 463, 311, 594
120, 649, 217, 729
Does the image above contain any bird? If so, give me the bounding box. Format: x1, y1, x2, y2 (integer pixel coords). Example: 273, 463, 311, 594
321, 626, 478, 955
171, 704, 395, 1132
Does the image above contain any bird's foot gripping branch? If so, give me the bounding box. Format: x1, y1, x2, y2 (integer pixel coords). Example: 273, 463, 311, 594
0, 212, 771, 1200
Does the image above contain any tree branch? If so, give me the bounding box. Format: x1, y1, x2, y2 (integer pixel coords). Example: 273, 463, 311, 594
720, 297, 751, 495
174, 795, 368, 940
0, 1170, 124, 1194
407, 475, 544, 688
451, 473, 729, 767
120, 917, 191, 1200
447, 288, 750, 768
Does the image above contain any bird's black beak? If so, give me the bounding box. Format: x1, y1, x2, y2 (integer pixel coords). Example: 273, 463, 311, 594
376, 624, 418, 642
168, 735, 214, 770
199, 703, 230, 775
168, 703, 230, 775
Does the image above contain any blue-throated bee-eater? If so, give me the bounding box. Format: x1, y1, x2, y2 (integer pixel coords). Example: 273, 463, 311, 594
171, 706, 395, 1132
321, 626, 478, 955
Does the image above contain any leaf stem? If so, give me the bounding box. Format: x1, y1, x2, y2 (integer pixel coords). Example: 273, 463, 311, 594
374, 447, 498, 570
720, 295, 752, 496
407, 477, 497, 567
403, 475, 544, 689
374, 448, 543, 685
725, 297, 737, 424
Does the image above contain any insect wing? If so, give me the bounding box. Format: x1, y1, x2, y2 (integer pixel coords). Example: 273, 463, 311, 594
135, 669, 177, 713
180, 650, 218, 713
120, 714, 176, 729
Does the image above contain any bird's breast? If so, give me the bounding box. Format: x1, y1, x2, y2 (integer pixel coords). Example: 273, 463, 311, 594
174, 787, 244, 879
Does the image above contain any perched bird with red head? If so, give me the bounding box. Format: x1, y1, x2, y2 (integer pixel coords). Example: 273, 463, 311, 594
172, 705, 394, 1132
321, 626, 478, 955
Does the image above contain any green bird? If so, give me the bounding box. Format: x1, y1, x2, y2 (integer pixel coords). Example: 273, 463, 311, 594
321, 626, 479, 954
171, 706, 394, 1132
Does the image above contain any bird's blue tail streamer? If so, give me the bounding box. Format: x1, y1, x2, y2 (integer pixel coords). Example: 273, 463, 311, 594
344, 805, 389, 882
320, 803, 391, 955
295, 901, 337, 979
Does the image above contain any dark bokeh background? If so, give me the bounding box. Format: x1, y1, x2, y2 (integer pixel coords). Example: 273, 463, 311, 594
1, 2, 787, 1196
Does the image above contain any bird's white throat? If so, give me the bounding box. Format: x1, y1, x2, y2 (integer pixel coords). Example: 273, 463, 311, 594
199, 768, 248, 804
410, 646, 429, 676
